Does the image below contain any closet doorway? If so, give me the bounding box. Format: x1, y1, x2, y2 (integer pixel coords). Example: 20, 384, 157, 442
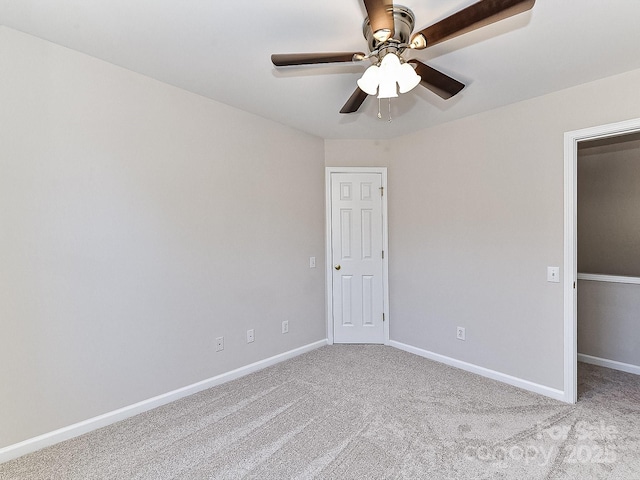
577, 132, 640, 380
564, 118, 640, 404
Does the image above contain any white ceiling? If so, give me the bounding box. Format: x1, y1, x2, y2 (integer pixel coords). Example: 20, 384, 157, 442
2, 0, 640, 139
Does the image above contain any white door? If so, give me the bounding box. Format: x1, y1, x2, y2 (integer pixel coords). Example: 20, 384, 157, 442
330, 172, 385, 344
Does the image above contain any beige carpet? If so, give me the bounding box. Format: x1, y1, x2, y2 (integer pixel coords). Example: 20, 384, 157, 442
1, 345, 639, 479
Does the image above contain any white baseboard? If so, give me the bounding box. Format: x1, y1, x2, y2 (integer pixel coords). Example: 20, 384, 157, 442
390, 341, 566, 402
0, 339, 328, 464
578, 353, 640, 376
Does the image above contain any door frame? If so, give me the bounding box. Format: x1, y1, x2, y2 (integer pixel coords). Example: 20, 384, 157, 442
563, 117, 640, 403
325, 167, 389, 345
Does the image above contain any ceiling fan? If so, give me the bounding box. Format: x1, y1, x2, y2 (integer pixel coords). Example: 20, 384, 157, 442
271, 0, 535, 115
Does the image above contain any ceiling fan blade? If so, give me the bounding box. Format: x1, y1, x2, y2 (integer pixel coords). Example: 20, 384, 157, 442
271, 52, 366, 66
340, 87, 369, 114
363, 0, 395, 42
408, 60, 464, 99
410, 0, 535, 50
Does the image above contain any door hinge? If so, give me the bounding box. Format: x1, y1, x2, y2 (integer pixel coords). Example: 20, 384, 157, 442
574, 281, 576, 289
382, 250, 384, 259
379, 186, 384, 196
383, 313, 385, 322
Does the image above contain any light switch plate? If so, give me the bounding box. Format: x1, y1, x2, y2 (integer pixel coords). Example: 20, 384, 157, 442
547, 266, 560, 283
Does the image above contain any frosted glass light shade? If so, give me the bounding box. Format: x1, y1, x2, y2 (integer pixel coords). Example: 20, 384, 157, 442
377, 53, 400, 99
397, 63, 421, 94
377, 78, 398, 98
380, 52, 401, 69
357, 65, 380, 96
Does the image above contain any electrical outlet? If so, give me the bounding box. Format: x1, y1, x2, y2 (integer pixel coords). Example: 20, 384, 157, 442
456, 327, 466, 341
282, 320, 289, 334
215, 336, 224, 352
246, 329, 255, 343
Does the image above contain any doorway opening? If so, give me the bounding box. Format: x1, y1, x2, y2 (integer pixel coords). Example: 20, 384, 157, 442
577, 133, 640, 381
564, 118, 640, 403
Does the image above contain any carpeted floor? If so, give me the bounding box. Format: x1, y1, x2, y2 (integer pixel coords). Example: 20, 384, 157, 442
1, 345, 639, 479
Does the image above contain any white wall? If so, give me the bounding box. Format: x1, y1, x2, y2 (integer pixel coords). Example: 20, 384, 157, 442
0, 27, 326, 448
326, 67, 640, 391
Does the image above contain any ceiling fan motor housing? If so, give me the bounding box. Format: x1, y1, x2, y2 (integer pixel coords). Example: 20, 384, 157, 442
363, 5, 415, 59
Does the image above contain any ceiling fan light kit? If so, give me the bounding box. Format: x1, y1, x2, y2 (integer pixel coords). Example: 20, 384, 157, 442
357, 52, 421, 99
271, 0, 535, 117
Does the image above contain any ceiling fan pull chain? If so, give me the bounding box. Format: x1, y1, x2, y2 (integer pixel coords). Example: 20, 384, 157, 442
376, 98, 393, 122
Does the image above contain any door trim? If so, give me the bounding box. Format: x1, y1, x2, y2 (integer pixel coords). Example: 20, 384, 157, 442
325, 167, 389, 345
563, 117, 640, 403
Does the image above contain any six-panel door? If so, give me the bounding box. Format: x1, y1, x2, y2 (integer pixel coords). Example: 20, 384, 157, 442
331, 173, 384, 344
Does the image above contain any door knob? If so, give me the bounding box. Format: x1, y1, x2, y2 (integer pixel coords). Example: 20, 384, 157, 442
334, 265, 341, 270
